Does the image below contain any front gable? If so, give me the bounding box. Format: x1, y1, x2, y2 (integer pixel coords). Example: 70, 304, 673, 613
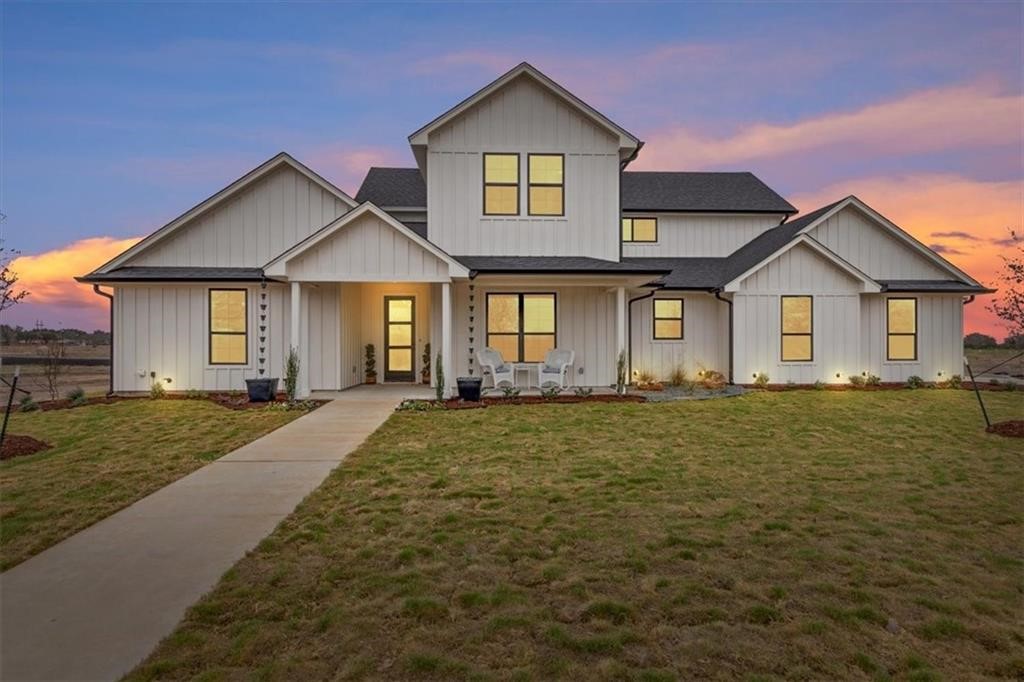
734, 239, 875, 293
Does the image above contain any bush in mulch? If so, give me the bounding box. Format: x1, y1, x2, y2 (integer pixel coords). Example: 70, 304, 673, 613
398, 394, 646, 411
986, 420, 1024, 438
0, 434, 52, 460
4, 392, 326, 414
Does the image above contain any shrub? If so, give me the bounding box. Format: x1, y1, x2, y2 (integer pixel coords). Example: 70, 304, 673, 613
668, 367, 688, 387
65, 386, 87, 406
395, 399, 443, 412
865, 374, 881, 387
753, 372, 769, 388
784, 380, 797, 391
18, 395, 39, 412
501, 385, 521, 399
540, 385, 561, 400
636, 370, 656, 385
948, 374, 962, 389
284, 346, 300, 403
1006, 381, 1018, 392
615, 350, 627, 395
434, 352, 445, 402
149, 381, 166, 399
364, 344, 377, 381
906, 375, 926, 389
848, 375, 865, 388
964, 332, 998, 349
185, 388, 207, 400
813, 380, 826, 391
700, 370, 726, 390
420, 342, 431, 382
573, 386, 593, 398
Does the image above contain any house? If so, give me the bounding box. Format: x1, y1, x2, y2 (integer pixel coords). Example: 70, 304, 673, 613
79, 62, 992, 397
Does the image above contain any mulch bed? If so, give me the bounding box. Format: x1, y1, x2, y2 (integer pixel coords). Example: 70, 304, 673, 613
4, 393, 326, 414
422, 394, 648, 410
0, 434, 52, 460
986, 420, 1024, 438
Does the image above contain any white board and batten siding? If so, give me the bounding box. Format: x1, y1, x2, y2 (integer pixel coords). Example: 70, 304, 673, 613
284, 212, 450, 282
807, 205, 949, 280
732, 243, 864, 384
630, 294, 730, 380
621, 214, 783, 258
126, 165, 351, 268
452, 282, 619, 387
861, 295, 964, 383
427, 75, 620, 261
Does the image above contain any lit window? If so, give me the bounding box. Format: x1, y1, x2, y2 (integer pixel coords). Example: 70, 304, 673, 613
622, 218, 657, 242
486, 293, 556, 362
653, 298, 683, 340
209, 289, 247, 365
528, 154, 564, 216
887, 298, 917, 360
781, 296, 812, 362
483, 153, 519, 215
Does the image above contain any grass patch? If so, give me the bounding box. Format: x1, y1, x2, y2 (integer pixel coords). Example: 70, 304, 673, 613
127, 391, 1023, 679
0, 400, 302, 569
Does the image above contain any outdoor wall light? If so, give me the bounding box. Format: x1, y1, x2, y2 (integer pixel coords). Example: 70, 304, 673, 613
164, 377, 173, 384
836, 373, 841, 378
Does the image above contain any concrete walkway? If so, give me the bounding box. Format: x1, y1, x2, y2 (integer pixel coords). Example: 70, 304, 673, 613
1, 387, 405, 681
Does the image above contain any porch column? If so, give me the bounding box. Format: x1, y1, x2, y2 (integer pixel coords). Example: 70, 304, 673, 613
441, 281, 453, 399
290, 281, 309, 398
616, 286, 627, 360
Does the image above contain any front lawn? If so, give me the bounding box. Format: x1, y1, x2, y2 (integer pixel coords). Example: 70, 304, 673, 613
132, 391, 1022, 680
0, 400, 304, 570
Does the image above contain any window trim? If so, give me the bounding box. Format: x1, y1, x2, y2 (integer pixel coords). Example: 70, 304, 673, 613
485, 292, 557, 363
527, 153, 565, 217
208, 288, 248, 366
622, 217, 658, 243
652, 297, 684, 340
886, 296, 918, 362
482, 152, 520, 216
780, 295, 813, 363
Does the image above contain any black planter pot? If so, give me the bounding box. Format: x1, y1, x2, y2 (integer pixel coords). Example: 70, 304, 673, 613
245, 378, 279, 402
456, 376, 483, 402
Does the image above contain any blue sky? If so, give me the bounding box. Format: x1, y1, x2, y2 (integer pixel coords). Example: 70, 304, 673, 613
2, 1, 1021, 334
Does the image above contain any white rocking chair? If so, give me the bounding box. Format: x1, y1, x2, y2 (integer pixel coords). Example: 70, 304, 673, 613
477, 347, 515, 388
537, 349, 574, 389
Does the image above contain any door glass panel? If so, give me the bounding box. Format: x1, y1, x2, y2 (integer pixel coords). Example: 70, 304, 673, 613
523, 334, 555, 362
388, 323, 412, 347
488, 334, 520, 363
523, 295, 555, 333
388, 298, 413, 322
388, 349, 412, 372
488, 295, 520, 333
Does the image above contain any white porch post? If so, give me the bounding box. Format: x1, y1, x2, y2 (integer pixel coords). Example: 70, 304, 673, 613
616, 286, 627, 359
290, 281, 309, 398
441, 281, 453, 398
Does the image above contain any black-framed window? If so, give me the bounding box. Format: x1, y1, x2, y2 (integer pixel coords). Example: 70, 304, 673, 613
622, 217, 657, 242
483, 153, 519, 215
528, 154, 564, 216
209, 288, 247, 365
653, 298, 683, 340
780, 295, 812, 362
887, 297, 917, 361
486, 293, 556, 362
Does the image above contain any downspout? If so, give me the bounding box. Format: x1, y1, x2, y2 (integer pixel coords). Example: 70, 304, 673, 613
713, 289, 734, 384
91, 284, 114, 395
627, 289, 657, 382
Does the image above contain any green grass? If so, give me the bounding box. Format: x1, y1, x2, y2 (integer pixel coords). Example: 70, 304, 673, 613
129, 391, 1023, 680
0, 400, 303, 569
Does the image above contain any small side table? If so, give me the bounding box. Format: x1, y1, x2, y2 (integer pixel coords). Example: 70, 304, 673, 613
512, 363, 534, 389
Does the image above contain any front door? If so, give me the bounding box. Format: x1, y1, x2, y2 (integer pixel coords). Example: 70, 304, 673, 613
384, 296, 415, 382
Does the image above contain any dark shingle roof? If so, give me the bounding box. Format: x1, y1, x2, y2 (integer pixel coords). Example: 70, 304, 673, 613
355, 167, 795, 214
402, 221, 428, 239
621, 171, 796, 214
878, 280, 994, 293
454, 256, 671, 275
78, 267, 268, 283
621, 257, 729, 289
356, 168, 426, 207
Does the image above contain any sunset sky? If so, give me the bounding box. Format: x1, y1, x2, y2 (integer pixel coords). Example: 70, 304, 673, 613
3, 2, 1021, 338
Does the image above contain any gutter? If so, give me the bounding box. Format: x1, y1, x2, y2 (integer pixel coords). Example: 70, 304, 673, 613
91, 285, 114, 395
713, 289, 734, 384
627, 289, 658, 381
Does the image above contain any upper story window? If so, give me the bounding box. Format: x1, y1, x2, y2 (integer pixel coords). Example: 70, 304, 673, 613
209, 288, 247, 365
887, 298, 917, 361
653, 298, 683, 340
483, 153, 519, 215
780, 295, 812, 362
622, 217, 657, 242
528, 154, 564, 216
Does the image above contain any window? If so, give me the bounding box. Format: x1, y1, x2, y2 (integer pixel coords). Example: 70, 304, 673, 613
780, 295, 813, 362
622, 217, 657, 242
483, 153, 519, 215
528, 154, 564, 216
887, 297, 917, 360
653, 298, 683, 340
209, 289, 247, 365
486, 293, 556, 362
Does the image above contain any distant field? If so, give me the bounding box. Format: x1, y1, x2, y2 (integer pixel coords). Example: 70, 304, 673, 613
966, 348, 1024, 377
1, 344, 110, 360
1, 345, 111, 402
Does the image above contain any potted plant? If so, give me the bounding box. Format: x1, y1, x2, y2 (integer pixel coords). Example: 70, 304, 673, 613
245, 376, 279, 402
456, 375, 483, 401
364, 344, 377, 384
421, 343, 431, 384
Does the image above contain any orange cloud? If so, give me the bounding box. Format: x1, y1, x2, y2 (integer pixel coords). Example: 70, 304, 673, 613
789, 174, 1022, 338
8, 236, 141, 314
634, 81, 1022, 169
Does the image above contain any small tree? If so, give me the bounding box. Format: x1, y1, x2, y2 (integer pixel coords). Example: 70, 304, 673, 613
615, 349, 627, 395
284, 346, 300, 403
421, 342, 431, 383
364, 344, 377, 383
0, 242, 29, 314
40, 339, 66, 400
988, 229, 1023, 338
434, 352, 445, 402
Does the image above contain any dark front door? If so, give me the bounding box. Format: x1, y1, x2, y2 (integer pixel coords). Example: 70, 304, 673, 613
384, 296, 415, 382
